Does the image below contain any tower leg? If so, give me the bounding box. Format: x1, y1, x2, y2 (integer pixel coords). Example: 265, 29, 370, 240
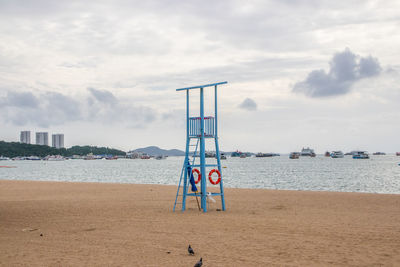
200, 87, 207, 212
215, 137, 226, 211
182, 156, 188, 211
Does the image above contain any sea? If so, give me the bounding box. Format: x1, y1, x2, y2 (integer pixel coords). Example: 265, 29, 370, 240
1, 155, 399, 194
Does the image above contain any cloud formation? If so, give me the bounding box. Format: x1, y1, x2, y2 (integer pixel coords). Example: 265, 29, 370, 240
239, 98, 257, 111
293, 48, 382, 97
0, 89, 156, 128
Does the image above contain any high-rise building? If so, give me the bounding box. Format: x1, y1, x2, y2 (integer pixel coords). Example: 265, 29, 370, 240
20, 131, 31, 144
52, 134, 64, 149
36, 132, 49, 146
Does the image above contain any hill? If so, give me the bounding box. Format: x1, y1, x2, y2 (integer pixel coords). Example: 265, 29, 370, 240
0, 141, 126, 157
132, 146, 185, 156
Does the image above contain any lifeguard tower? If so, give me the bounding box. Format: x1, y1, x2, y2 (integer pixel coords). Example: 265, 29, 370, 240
173, 81, 227, 212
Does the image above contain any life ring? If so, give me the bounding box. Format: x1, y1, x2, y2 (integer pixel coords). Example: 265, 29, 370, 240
192, 168, 201, 184
208, 169, 221, 185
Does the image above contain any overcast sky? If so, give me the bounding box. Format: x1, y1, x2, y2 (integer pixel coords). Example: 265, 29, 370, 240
1, 0, 400, 153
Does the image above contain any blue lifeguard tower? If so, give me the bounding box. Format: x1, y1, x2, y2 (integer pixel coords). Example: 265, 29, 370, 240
173, 81, 227, 212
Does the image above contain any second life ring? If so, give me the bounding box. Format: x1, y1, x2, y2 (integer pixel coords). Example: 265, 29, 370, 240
192, 168, 201, 184
208, 169, 221, 185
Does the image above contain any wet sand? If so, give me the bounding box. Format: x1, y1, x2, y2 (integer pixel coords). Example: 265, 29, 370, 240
1, 180, 399, 266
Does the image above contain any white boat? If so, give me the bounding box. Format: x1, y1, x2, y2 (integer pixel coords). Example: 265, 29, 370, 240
0, 156, 10, 161
352, 151, 369, 159
330, 151, 344, 158
289, 152, 300, 159
300, 147, 316, 157
26, 156, 41, 160
205, 151, 216, 158
45, 155, 65, 161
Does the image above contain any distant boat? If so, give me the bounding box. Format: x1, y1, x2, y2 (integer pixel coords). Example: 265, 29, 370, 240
300, 147, 316, 157
352, 151, 369, 159
155, 155, 166, 160
240, 154, 247, 158
45, 155, 65, 161
330, 151, 344, 158
372, 152, 386, 155
256, 153, 279, 157
0, 156, 10, 161
289, 152, 300, 159
220, 153, 227, 160
205, 151, 216, 158
397, 152, 400, 156
324, 151, 330, 157
231, 150, 242, 157
26, 156, 41, 160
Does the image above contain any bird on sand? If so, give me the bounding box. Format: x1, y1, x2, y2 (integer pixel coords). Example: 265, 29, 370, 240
194, 257, 202, 267
188, 244, 195, 255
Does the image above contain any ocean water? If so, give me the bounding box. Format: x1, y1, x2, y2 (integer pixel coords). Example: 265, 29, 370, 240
1, 155, 399, 194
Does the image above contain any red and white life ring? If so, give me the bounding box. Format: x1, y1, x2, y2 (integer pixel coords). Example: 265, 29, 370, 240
192, 168, 201, 184
208, 169, 221, 185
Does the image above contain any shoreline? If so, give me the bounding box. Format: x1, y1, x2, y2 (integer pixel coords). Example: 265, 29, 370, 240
1, 179, 399, 266
1, 178, 400, 196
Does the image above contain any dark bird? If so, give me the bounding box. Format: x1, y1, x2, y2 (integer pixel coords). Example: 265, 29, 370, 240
194, 257, 202, 267
188, 244, 195, 255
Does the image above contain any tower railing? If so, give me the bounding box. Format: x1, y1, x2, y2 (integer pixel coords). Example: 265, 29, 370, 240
189, 116, 215, 137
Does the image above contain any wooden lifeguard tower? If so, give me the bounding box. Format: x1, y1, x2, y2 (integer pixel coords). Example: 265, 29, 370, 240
173, 82, 227, 212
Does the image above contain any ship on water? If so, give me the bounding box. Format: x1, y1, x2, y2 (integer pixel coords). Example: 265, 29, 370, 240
330, 151, 344, 158
300, 147, 316, 157
255, 153, 280, 157
352, 151, 369, 159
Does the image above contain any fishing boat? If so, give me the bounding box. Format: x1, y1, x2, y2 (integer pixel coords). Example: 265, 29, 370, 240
289, 152, 300, 159
231, 150, 242, 157
352, 151, 369, 159
45, 155, 65, 161
300, 147, 316, 157
205, 151, 216, 158
256, 153, 279, 157
330, 151, 344, 158
373, 152, 386, 155
26, 156, 41, 160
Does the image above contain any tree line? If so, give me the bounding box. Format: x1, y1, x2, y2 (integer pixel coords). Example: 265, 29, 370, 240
0, 141, 126, 158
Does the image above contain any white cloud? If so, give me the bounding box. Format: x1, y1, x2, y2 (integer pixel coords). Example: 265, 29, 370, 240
0, 0, 400, 152
293, 48, 382, 97
239, 98, 257, 111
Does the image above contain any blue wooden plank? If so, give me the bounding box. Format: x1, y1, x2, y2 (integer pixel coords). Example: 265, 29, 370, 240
176, 81, 227, 91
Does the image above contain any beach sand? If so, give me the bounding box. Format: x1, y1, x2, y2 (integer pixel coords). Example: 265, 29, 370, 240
1, 180, 399, 266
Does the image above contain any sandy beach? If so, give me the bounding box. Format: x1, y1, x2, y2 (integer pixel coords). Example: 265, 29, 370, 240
0, 180, 399, 266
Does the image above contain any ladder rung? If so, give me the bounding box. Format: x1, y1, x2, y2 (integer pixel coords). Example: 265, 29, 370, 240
191, 164, 219, 167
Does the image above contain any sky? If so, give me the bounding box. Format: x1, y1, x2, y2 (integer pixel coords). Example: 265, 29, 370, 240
1, 0, 400, 153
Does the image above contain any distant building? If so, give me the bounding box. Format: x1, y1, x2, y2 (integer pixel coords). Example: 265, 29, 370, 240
20, 131, 31, 144
52, 134, 64, 149
36, 132, 49, 146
